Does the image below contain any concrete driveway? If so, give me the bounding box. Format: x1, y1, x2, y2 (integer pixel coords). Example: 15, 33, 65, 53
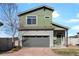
0, 48, 58, 56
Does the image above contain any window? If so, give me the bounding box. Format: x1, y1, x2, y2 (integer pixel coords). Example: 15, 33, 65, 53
27, 16, 36, 24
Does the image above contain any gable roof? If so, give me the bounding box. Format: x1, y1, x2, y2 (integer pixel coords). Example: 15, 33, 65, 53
52, 22, 69, 30
18, 5, 54, 16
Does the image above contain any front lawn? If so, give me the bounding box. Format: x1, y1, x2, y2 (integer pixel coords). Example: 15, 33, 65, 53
53, 48, 79, 56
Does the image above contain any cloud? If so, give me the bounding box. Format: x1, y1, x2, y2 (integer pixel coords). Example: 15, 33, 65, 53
66, 13, 79, 23
77, 13, 79, 18
72, 26, 79, 30
66, 19, 79, 23
68, 34, 74, 36
52, 11, 60, 18
0, 31, 11, 37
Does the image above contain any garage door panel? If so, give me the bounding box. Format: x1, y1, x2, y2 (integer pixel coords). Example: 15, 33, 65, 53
22, 36, 49, 47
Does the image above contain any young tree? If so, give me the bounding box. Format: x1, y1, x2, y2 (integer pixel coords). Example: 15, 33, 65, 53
0, 3, 18, 47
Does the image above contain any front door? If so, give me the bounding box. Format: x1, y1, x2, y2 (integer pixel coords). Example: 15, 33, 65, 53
54, 34, 63, 47
56, 35, 62, 45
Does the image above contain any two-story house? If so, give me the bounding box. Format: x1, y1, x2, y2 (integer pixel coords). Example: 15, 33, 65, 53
18, 5, 69, 48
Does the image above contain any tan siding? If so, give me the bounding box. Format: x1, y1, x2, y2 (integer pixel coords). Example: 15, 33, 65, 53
19, 8, 53, 29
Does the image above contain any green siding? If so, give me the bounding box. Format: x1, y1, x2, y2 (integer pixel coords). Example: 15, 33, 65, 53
19, 8, 53, 29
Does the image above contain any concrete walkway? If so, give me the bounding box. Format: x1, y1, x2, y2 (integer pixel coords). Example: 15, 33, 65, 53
0, 48, 58, 56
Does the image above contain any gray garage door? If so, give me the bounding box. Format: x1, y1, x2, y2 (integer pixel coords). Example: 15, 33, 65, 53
22, 36, 49, 47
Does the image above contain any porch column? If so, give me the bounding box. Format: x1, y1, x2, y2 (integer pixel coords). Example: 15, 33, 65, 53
65, 29, 68, 47
50, 30, 53, 48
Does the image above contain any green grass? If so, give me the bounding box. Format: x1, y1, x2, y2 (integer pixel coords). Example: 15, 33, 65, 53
53, 48, 79, 56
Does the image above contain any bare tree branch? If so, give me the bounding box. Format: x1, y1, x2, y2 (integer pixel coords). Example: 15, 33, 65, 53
0, 3, 18, 47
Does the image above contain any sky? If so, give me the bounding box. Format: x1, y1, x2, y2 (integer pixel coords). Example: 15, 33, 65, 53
0, 3, 79, 37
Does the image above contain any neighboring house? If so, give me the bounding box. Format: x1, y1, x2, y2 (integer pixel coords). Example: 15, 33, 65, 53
68, 32, 79, 46
18, 5, 69, 48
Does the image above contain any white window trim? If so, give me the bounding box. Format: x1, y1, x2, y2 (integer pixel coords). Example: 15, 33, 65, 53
26, 15, 38, 26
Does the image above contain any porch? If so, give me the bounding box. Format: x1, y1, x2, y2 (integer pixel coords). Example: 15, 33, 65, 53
53, 30, 68, 48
